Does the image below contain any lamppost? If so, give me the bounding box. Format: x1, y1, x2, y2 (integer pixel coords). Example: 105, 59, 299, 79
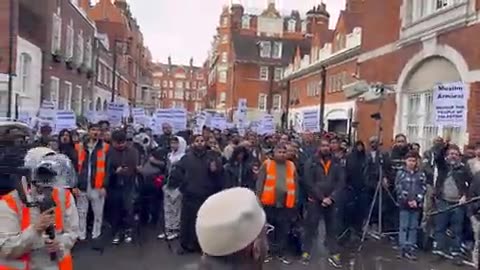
7, 0, 15, 118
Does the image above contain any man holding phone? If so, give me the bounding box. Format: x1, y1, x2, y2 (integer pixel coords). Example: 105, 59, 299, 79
106, 129, 139, 245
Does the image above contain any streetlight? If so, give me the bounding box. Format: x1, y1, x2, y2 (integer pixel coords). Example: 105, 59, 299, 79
7, 0, 15, 118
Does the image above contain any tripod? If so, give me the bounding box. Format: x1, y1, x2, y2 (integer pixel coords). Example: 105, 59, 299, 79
358, 88, 399, 252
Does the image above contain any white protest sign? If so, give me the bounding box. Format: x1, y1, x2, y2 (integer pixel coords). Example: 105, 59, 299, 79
169, 108, 187, 132
38, 100, 56, 127
107, 102, 125, 127
210, 115, 227, 130
54, 110, 77, 133
302, 109, 319, 132
193, 112, 208, 135
433, 82, 467, 128
132, 107, 146, 125
258, 114, 275, 135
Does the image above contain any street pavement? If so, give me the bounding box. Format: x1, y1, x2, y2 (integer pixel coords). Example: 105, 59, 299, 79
72, 230, 467, 270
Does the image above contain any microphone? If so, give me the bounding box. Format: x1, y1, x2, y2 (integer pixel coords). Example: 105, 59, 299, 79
38, 194, 57, 261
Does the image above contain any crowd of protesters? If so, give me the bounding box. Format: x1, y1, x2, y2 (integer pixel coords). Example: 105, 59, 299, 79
31, 120, 480, 268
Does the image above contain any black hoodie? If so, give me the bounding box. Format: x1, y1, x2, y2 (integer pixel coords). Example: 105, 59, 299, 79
345, 141, 367, 189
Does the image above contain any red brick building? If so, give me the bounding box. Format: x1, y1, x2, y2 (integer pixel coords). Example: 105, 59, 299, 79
152, 58, 207, 113
207, 1, 309, 121
0, 0, 97, 116
283, 0, 480, 149
86, 0, 154, 107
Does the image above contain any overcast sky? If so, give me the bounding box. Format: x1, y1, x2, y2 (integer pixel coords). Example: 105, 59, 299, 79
124, 0, 345, 66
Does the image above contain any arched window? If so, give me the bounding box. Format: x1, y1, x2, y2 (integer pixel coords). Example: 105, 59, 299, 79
18, 53, 32, 93
103, 100, 108, 111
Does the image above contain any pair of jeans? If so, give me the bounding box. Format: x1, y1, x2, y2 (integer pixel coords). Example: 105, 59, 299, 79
302, 201, 339, 256
398, 209, 420, 251
264, 207, 295, 256
434, 199, 465, 254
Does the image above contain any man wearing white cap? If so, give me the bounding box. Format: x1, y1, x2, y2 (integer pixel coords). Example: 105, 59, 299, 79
194, 187, 268, 270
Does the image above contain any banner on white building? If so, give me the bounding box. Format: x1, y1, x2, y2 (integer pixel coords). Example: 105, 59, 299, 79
433, 82, 467, 128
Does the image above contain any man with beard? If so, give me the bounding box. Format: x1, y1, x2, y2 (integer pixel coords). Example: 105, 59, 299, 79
256, 144, 298, 265
193, 188, 268, 270
301, 138, 345, 268
433, 144, 473, 265
170, 135, 224, 254
74, 123, 110, 241
107, 130, 139, 244
156, 123, 174, 151
384, 134, 410, 236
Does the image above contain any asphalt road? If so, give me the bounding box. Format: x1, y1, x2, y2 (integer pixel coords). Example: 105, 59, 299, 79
72, 230, 466, 270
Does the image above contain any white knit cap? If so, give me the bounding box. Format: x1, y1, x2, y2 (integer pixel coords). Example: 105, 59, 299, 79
196, 187, 266, 257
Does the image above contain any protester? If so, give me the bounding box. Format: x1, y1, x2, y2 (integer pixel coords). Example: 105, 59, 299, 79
107, 129, 140, 244
256, 143, 298, 265
223, 145, 255, 190
74, 123, 110, 241
395, 151, 427, 260
170, 134, 224, 254
161, 136, 187, 240
301, 138, 345, 268
433, 144, 473, 265
58, 129, 78, 169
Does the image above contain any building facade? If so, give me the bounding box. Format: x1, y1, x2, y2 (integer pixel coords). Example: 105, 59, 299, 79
152, 57, 207, 113
283, 0, 480, 149
87, 0, 153, 107
37, 0, 96, 115
91, 32, 130, 112
0, 0, 95, 116
207, 1, 310, 121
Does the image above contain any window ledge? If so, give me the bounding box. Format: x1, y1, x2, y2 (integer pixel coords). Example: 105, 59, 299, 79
399, 1, 471, 46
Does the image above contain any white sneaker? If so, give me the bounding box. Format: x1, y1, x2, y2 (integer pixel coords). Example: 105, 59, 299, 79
157, 233, 166, 239
166, 233, 179, 240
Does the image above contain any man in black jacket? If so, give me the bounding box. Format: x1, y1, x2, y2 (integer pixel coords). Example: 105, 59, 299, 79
170, 134, 224, 254
433, 144, 473, 265
300, 138, 345, 268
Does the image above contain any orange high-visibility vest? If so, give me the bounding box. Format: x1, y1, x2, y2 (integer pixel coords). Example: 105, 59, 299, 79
260, 159, 296, 208
0, 189, 73, 270
75, 142, 110, 189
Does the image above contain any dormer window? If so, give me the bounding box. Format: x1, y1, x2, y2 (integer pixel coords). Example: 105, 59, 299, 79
222, 16, 228, 27
242, 15, 250, 29
301, 20, 307, 33
288, 19, 296, 32
259, 41, 271, 58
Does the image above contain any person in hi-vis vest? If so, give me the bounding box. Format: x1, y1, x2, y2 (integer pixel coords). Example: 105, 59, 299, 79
0, 159, 79, 270
256, 143, 298, 265
73, 123, 109, 241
